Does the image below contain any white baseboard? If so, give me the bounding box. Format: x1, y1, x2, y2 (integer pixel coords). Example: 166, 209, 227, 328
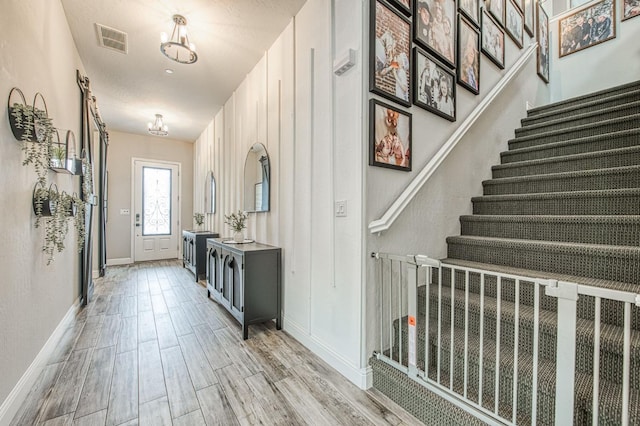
0, 299, 81, 426
283, 317, 370, 390
106, 257, 133, 266
92, 269, 100, 279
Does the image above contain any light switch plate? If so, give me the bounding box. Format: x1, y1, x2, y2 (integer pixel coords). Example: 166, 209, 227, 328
335, 200, 347, 217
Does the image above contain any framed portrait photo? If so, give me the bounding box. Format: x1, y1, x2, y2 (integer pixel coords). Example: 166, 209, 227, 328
537, 3, 549, 83
414, 0, 457, 68
370, 0, 412, 107
369, 99, 412, 171
559, 0, 615, 57
413, 47, 456, 121
488, 0, 506, 27
524, 0, 535, 36
459, 0, 481, 27
623, 0, 640, 20
457, 15, 481, 95
389, 0, 412, 15
506, 0, 524, 48
482, 10, 505, 69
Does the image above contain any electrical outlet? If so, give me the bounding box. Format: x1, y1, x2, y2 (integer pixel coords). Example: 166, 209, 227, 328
335, 200, 347, 217
120, 209, 130, 215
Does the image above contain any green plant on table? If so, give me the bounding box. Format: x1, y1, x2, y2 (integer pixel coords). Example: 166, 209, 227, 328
224, 210, 248, 232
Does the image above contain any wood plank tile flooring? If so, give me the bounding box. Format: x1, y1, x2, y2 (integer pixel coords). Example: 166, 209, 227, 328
11, 260, 421, 426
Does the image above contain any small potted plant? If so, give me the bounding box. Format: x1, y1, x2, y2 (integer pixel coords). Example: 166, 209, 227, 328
224, 210, 248, 243
193, 212, 205, 231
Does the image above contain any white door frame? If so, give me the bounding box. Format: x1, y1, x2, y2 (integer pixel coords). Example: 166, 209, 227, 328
131, 157, 182, 262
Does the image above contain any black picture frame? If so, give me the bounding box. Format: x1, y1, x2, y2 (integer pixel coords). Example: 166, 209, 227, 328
389, 0, 413, 16
559, 0, 615, 57
524, 0, 535, 36
413, 47, 456, 121
482, 10, 506, 69
623, 0, 640, 20
506, 0, 524, 48
369, 99, 412, 171
457, 15, 481, 95
414, 0, 457, 68
460, 0, 481, 27
537, 2, 549, 83
487, 0, 506, 27
371, 0, 413, 107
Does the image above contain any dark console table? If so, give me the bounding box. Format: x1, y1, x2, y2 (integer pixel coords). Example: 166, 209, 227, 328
182, 230, 219, 281
206, 238, 281, 339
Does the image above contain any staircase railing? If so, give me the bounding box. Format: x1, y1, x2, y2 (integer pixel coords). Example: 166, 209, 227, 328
368, 43, 537, 235
372, 252, 640, 425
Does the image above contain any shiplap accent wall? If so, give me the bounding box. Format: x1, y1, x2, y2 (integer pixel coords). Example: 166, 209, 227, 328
193, 0, 368, 387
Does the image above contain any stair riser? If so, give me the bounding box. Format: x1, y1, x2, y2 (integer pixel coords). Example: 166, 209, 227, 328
516, 104, 640, 138
460, 218, 640, 247
472, 194, 640, 216
523, 92, 640, 125
483, 169, 640, 195
492, 148, 640, 178
446, 242, 640, 285
507, 128, 640, 153
527, 82, 640, 116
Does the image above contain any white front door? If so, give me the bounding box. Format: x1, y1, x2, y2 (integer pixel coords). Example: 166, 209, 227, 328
133, 160, 180, 262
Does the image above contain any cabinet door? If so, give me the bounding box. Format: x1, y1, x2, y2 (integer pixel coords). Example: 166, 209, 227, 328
220, 251, 233, 310
230, 253, 244, 319
188, 237, 195, 265
182, 235, 188, 263
206, 246, 220, 297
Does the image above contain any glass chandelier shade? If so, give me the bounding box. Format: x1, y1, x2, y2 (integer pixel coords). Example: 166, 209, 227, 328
160, 14, 198, 64
148, 114, 169, 136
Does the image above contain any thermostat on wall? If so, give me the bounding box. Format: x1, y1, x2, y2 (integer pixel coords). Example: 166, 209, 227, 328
333, 49, 357, 76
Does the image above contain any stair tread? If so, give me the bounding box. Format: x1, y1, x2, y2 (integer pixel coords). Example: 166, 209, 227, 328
418, 285, 640, 350
518, 100, 640, 132
524, 88, 640, 122
493, 145, 640, 171
504, 128, 640, 156
446, 235, 640, 254
527, 80, 640, 115
472, 187, 640, 201
459, 214, 640, 224
440, 258, 640, 294
483, 164, 640, 186
510, 112, 640, 142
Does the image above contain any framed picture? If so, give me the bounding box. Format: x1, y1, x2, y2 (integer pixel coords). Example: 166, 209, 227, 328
524, 0, 535, 36
623, 0, 640, 20
537, 3, 549, 83
413, 47, 456, 121
389, 0, 412, 15
482, 10, 505, 69
414, 0, 457, 68
457, 15, 481, 95
460, 0, 481, 27
371, 0, 412, 107
369, 99, 412, 171
559, 0, 615, 57
487, 0, 506, 27
506, 0, 524, 48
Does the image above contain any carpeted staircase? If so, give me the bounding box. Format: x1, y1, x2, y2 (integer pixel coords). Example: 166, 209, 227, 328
371, 80, 640, 425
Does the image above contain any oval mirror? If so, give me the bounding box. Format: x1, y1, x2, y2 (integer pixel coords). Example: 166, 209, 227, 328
205, 171, 215, 214
244, 143, 270, 212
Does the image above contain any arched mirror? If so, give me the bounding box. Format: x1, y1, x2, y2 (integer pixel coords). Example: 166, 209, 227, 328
244, 143, 270, 212
205, 171, 216, 214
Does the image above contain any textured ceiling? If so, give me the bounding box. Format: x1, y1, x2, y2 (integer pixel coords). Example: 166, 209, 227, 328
61, 0, 306, 141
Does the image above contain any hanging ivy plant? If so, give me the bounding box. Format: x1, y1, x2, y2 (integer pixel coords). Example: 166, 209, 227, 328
10, 98, 55, 186
82, 153, 94, 203
71, 193, 86, 252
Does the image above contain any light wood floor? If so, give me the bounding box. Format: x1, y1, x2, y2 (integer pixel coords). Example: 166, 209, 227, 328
11, 260, 421, 426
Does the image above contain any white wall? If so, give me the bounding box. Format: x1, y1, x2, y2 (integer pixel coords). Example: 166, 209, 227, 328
0, 0, 85, 420
106, 130, 194, 263
194, 0, 368, 387
548, 1, 640, 101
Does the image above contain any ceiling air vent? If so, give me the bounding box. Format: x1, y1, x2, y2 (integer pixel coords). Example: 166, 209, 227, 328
95, 23, 128, 54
